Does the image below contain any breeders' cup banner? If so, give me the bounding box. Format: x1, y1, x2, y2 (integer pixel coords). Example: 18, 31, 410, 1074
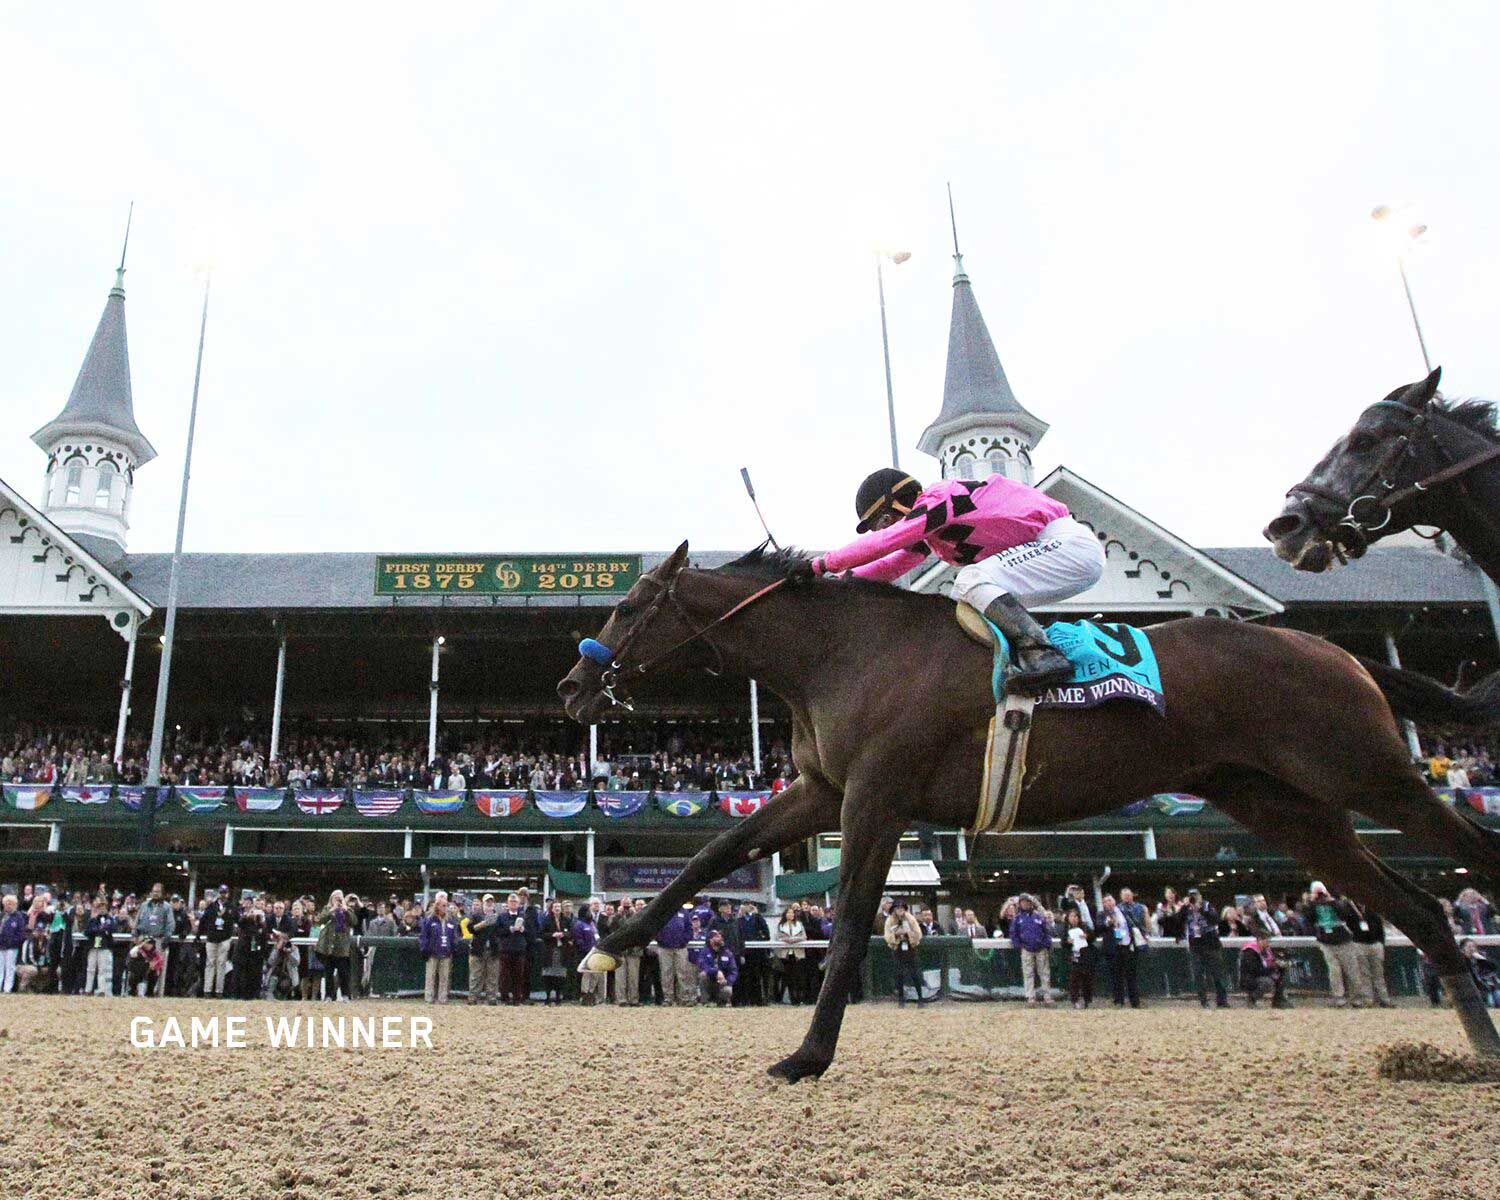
600, 860, 763, 893
375, 554, 642, 597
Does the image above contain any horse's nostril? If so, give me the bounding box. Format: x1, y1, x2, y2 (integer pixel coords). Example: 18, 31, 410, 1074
1265, 513, 1307, 541
557, 678, 579, 702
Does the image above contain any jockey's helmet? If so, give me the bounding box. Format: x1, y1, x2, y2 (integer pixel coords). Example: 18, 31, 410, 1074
854, 468, 923, 533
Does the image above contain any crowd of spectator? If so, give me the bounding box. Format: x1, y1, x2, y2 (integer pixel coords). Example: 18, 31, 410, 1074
1422, 740, 1500, 789
0, 719, 794, 794
3, 878, 1497, 1010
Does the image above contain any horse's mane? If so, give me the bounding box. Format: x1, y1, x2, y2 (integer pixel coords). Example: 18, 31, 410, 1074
1433, 395, 1499, 439
713, 543, 945, 607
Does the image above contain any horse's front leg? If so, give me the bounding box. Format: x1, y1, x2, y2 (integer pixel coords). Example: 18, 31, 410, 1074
768, 782, 905, 1083
583, 774, 840, 970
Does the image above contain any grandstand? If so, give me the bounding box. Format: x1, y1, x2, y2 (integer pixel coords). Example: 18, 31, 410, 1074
4, 243, 1499, 913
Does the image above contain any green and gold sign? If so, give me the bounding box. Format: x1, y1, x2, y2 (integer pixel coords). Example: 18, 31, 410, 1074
375, 555, 642, 596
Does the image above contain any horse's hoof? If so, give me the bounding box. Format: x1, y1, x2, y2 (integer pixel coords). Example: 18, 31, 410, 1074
767, 1053, 830, 1084
578, 949, 618, 974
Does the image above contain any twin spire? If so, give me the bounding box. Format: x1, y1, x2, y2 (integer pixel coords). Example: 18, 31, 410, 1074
916, 187, 1048, 458
31, 205, 156, 465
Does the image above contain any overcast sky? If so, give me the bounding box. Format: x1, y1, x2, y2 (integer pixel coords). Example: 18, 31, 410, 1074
3, 5, 1498, 558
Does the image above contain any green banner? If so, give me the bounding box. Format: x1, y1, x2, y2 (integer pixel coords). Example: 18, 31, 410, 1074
375, 555, 642, 596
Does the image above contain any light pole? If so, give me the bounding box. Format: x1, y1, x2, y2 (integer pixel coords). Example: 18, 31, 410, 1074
1370, 205, 1500, 663
876, 250, 911, 468
145, 277, 212, 792
1370, 206, 1432, 372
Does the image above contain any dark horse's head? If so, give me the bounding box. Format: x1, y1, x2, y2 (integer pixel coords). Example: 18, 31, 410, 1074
1265, 368, 1458, 571
557, 540, 702, 724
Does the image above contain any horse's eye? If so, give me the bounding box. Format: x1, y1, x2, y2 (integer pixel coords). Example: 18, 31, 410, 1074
1347, 432, 1376, 454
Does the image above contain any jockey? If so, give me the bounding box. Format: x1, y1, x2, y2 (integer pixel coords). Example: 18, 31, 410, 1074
794, 468, 1105, 693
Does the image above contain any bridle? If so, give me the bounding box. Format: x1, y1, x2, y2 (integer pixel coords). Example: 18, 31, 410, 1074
1289, 402, 1500, 557
584, 563, 786, 712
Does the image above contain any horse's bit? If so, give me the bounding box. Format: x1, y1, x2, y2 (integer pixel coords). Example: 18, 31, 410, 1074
580, 561, 785, 711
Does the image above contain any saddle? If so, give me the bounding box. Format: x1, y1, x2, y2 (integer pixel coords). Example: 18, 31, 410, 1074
954, 602, 1167, 837
956, 602, 1036, 838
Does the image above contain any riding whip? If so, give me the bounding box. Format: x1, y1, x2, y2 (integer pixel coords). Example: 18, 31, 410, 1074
740, 467, 781, 551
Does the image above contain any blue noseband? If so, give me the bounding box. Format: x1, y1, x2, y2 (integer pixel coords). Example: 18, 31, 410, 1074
578, 638, 614, 666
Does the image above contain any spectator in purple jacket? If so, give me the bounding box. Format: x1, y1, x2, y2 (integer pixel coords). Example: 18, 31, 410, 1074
655, 903, 696, 1007
695, 930, 738, 1006
572, 907, 604, 1006
418, 893, 459, 1005
1009, 894, 1055, 1006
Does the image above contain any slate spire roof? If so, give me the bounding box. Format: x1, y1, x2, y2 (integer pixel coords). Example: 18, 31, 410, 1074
918, 201, 1047, 456
32, 266, 156, 464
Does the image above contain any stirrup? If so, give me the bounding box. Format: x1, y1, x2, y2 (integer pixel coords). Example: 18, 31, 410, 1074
1007, 651, 1072, 694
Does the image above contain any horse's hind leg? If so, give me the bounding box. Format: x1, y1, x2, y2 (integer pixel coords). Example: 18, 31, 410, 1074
1342, 770, 1500, 887
1208, 769, 1500, 1058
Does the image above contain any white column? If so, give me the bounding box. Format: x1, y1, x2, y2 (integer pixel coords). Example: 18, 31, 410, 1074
269, 629, 288, 762
113, 616, 139, 764
223, 825, 234, 855
749, 679, 762, 775
403, 828, 413, 858
187, 866, 198, 909
1143, 826, 1158, 860
585, 829, 596, 889
588, 724, 598, 779
956, 829, 968, 862
48, 823, 61, 852
542, 834, 553, 902
428, 637, 442, 765
1383, 631, 1423, 760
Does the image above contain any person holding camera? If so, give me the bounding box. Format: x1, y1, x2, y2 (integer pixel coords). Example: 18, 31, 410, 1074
1299, 882, 1359, 1007
1059, 884, 1094, 932
83, 896, 117, 996
199, 885, 235, 999
233, 895, 269, 1000
316, 889, 356, 1002
127, 935, 165, 997
133, 882, 176, 998
1178, 889, 1229, 1009
884, 899, 929, 1006
1239, 929, 1290, 1007
1097, 893, 1147, 1008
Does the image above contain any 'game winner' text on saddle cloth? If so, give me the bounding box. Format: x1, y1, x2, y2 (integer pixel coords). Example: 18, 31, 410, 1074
957, 606, 1166, 836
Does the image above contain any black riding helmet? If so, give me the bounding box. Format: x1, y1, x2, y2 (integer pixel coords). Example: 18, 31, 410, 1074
854, 468, 923, 533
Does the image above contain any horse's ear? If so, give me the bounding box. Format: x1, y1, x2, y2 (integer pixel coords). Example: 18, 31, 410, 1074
1400, 366, 1442, 410
661, 540, 690, 576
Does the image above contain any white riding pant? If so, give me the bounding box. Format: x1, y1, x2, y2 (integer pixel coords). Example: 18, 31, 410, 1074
951, 516, 1104, 610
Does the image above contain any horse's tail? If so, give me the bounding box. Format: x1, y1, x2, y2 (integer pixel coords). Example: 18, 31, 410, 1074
1356, 656, 1500, 727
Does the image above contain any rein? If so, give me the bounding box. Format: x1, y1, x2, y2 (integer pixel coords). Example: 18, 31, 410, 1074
589, 570, 787, 711
1290, 404, 1500, 553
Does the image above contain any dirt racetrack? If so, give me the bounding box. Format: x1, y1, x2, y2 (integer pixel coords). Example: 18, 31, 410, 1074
1, 996, 1496, 1200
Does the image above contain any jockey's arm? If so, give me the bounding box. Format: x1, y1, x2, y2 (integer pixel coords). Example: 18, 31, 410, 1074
847, 546, 930, 583
813, 507, 936, 576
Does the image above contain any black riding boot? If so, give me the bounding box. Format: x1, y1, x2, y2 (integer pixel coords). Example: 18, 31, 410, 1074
981, 594, 1072, 694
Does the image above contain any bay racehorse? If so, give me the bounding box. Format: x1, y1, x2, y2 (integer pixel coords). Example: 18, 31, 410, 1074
557, 542, 1500, 1080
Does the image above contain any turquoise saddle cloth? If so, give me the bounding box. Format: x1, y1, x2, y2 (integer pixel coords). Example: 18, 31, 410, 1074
984, 617, 1165, 715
